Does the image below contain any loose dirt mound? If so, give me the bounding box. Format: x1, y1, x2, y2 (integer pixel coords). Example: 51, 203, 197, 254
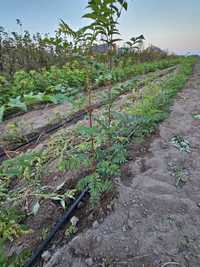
44, 61, 200, 267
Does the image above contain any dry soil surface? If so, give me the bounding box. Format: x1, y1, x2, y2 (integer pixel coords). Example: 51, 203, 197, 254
44, 60, 200, 267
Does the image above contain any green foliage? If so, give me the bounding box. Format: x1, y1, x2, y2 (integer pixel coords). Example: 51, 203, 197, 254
96, 58, 180, 86
0, 208, 27, 242
124, 56, 197, 138
58, 152, 91, 173
45, 93, 70, 104
24, 92, 45, 105
77, 173, 112, 206
97, 160, 120, 177
7, 96, 27, 112
57, 137, 92, 173
0, 243, 31, 267
65, 223, 78, 237
83, 0, 128, 47
0, 58, 180, 122
0, 151, 42, 179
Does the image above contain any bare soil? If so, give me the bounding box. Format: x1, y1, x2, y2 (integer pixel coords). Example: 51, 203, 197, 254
43, 61, 200, 267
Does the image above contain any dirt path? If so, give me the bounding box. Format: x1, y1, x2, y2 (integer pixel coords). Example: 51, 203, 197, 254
44, 61, 200, 267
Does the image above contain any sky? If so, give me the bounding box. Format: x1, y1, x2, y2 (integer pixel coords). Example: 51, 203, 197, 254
0, 0, 200, 55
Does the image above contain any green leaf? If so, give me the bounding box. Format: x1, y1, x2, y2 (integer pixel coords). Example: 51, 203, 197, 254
59, 20, 76, 38
8, 96, 27, 112
24, 92, 44, 105
58, 160, 66, 172
0, 105, 5, 123
48, 94, 70, 104
122, 1, 128, 10
82, 13, 98, 20
77, 125, 98, 136
118, 0, 128, 10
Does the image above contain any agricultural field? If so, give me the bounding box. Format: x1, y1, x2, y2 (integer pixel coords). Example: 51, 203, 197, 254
0, 1, 199, 267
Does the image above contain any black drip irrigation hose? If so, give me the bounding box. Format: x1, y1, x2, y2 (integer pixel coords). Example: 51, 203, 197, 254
0, 102, 103, 162
0, 109, 87, 162
23, 187, 89, 267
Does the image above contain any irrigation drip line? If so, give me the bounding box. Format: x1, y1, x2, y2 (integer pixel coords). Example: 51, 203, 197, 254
23, 187, 89, 267
0, 65, 177, 163
0, 109, 87, 161
0, 100, 104, 162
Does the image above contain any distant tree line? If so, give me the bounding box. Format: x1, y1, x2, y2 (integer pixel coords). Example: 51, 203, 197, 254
0, 20, 73, 76
0, 19, 170, 77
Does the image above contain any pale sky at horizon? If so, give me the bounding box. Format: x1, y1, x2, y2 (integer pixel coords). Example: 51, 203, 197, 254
0, 0, 200, 55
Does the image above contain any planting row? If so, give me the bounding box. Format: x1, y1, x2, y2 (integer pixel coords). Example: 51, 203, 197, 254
0, 65, 178, 158
0, 58, 181, 122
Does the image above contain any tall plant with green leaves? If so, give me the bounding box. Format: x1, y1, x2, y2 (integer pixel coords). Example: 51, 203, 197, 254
83, 0, 128, 130
57, 19, 98, 171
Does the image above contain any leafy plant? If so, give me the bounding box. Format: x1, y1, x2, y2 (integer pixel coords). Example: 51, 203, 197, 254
84, 0, 128, 130
24, 92, 45, 105
0, 208, 28, 242
65, 223, 78, 237
77, 173, 112, 206
0, 151, 42, 179
30, 188, 76, 213
175, 167, 190, 187
0, 242, 31, 267
170, 135, 191, 153
7, 96, 27, 111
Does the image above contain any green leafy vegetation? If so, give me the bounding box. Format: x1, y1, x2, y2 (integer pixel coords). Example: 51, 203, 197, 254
0, 58, 179, 122
0, 208, 28, 242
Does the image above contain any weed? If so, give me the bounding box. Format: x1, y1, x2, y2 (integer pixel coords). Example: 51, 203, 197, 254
41, 227, 50, 240
170, 135, 191, 153
77, 173, 112, 206
65, 223, 78, 237
175, 167, 190, 187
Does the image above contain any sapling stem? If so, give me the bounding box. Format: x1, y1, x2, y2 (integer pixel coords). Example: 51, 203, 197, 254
86, 73, 96, 171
